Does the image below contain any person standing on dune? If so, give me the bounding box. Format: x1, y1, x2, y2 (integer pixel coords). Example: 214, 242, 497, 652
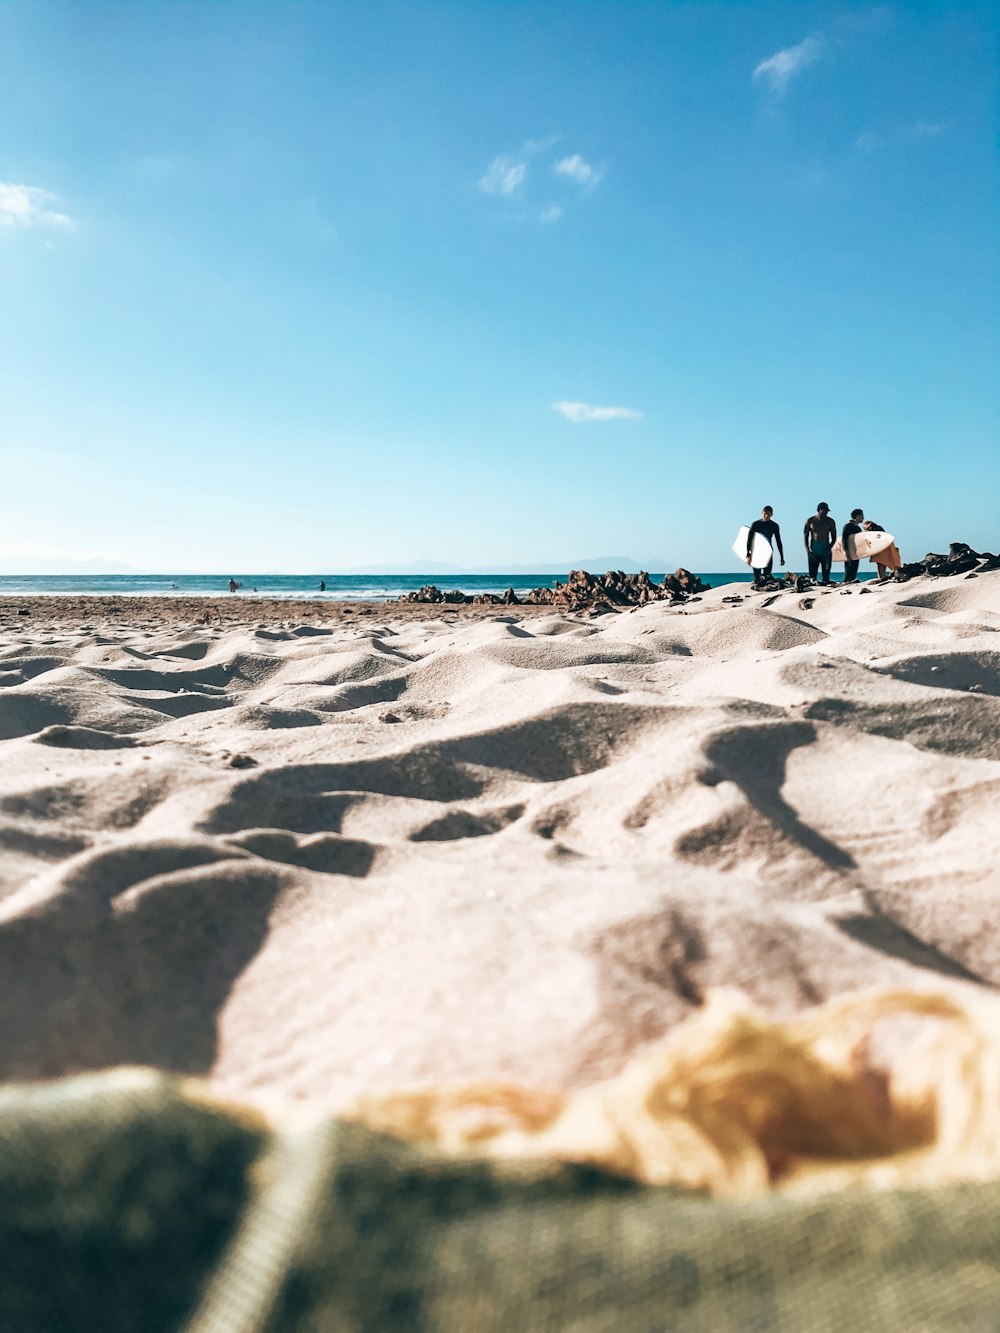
863, 519, 902, 583
803, 503, 836, 586
745, 506, 784, 587
841, 508, 865, 584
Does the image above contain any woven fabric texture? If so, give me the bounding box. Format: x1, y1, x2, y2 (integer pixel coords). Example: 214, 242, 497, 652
2, 1071, 1000, 1332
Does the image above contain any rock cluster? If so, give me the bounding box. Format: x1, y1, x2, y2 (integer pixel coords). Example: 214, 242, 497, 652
897, 543, 1000, 581
749, 573, 813, 594
394, 585, 478, 605
394, 569, 711, 611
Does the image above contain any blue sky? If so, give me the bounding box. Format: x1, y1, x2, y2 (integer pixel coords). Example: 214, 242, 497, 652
1, 1, 996, 572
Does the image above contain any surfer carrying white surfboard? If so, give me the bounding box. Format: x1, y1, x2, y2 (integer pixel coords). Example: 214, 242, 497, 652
745, 506, 784, 587
841, 509, 865, 583
803, 503, 836, 586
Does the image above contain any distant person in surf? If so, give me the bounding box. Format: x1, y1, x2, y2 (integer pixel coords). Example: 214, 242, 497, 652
745, 506, 784, 587
228, 578, 239, 593
863, 519, 902, 583
804, 503, 836, 586
319, 580, 326, 592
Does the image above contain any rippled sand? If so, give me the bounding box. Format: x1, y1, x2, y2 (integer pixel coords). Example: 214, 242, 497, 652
1, 574, 998, 1109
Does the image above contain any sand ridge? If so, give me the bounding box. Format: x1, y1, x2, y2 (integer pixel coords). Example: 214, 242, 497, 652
0, 575, 998, 1107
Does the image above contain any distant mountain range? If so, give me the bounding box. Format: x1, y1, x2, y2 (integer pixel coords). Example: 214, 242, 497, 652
317, 557, 675, 576
0, 556, 140, 575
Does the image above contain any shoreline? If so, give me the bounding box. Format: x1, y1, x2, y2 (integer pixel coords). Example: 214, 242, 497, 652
0, 576, 892, 627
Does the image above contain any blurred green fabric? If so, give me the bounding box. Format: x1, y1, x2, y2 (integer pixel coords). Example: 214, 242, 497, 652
1, 1071, 998, 1332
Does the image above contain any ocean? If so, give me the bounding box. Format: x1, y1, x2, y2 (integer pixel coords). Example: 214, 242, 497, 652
0, 570, 874, 601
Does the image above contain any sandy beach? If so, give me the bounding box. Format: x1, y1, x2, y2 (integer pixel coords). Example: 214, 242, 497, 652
1, 572, 998, 1114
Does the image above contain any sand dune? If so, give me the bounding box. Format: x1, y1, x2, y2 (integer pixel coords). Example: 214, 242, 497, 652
0, 575, 998, 1109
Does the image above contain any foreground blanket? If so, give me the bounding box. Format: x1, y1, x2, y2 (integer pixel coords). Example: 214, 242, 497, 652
4, 1062, 1000, 1332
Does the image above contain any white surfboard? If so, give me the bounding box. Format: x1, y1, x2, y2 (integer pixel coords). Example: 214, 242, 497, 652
733, 526, 773, 568
831, 530, 895, 562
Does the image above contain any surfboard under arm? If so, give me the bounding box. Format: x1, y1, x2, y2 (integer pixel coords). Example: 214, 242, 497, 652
733, 526, 773, 568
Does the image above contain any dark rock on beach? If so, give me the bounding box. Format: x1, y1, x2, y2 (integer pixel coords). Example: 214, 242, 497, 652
395, 569, 712, 611
784, 573, 813, 593
524, 567, 714, 611
895, 543, 1000, 583
394, 585, 471, 605
469, 587, 522, 606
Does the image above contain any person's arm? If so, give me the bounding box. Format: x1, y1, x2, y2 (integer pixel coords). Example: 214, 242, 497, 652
804, 520, 811, 552
746, 521, 755, 562
774, 524, 784, 563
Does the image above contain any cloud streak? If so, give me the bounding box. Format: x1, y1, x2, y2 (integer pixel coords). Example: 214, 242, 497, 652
554, 153, 604, 188
553, 401, 642, 423
478, 156, 527, 197
752, 35, 823, 94
0, 182, 75, 230
524, 134, 560, 155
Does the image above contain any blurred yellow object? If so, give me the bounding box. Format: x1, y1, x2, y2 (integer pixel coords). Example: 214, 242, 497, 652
353, 987, 1000, 1197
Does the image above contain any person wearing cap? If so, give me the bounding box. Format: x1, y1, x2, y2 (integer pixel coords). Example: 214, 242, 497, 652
803, 503, 836, 585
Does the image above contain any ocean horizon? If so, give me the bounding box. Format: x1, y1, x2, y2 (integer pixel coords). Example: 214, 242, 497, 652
0, 571, 875, 601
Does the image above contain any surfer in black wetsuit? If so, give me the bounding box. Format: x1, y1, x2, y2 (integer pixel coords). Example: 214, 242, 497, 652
841, 508, 864, 583
746, 506, 784, 587
803, 503, 836, 585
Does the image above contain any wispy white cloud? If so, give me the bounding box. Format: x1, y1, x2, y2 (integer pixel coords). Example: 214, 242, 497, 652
752, 35, 824, 95
554, 153, 604, 188
553, 401, 642, 423
857, 122, 949, 153
0, 182, 75, 230
478, 156, 527, 196
525, 134, 560, 155
479, 141, 605, 220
